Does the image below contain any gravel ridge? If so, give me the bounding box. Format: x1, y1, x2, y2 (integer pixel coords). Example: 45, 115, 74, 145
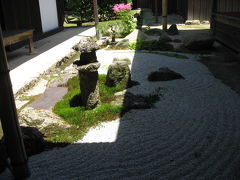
1, 51, 240, 179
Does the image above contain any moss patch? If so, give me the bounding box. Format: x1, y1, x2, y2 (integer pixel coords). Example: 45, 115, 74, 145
129, 39, 173, 51
53, 75, 124, 141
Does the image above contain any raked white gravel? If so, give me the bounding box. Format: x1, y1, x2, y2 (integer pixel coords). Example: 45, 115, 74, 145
1, 50, 240, 179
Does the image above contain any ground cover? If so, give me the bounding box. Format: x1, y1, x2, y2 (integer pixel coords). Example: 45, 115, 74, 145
51, 74, 124, 143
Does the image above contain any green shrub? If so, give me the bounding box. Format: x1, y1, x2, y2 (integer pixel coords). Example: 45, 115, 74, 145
129, 38, 174, 51
65, 0, 129, 22
97, 20, 130, 38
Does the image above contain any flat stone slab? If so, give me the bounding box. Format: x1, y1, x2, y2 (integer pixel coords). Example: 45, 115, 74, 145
29, 87, 68, 110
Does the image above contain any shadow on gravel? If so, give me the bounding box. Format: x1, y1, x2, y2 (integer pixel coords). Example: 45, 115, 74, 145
2, 25, 240, 180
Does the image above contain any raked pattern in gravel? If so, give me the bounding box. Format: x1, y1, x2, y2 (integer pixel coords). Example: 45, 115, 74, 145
1, 51, 240, 179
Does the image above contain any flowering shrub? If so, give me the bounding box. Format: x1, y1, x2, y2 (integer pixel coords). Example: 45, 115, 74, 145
113, 3, 136, 34
113, 3, 132, 13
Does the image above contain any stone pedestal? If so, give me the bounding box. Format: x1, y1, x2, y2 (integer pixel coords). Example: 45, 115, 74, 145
73, 39, 101, 109
76, 62, 101, 109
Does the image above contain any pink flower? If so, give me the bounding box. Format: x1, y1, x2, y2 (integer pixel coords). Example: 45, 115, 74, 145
113, 3, 132, 14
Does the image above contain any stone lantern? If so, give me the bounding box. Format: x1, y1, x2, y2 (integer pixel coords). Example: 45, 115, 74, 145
73, 39, 101, 109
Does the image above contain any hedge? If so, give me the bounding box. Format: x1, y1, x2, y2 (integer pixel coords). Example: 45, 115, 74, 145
65, 0, 130, 22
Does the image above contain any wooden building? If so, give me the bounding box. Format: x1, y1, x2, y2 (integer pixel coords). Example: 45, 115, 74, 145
137, 0, 213, 21
212, 0, 240, 53
0, 0, 64, 49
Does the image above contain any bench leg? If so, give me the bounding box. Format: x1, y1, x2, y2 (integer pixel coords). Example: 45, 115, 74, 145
28, 37, 34, 53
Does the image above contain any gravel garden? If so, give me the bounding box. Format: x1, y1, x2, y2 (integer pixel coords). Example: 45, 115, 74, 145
1, 1, 240, 179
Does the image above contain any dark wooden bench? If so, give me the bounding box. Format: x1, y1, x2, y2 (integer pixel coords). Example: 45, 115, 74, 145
3, 29, 34, 53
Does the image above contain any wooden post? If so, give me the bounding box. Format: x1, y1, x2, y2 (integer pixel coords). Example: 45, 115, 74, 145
93, 0, 99, 39
162, 0, 168, 31
0, 26, 30, 179
155, 0, 158, 23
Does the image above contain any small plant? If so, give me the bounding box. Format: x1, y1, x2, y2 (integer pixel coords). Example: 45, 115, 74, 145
129, 37, 174, 51
97, 20, 129, 38
113, 3, 136, 35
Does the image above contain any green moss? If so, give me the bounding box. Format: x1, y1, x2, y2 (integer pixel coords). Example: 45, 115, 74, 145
53, 74, 123, 128
129, 39, 174, 51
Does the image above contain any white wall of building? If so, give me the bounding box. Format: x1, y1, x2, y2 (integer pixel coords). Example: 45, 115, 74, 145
39, 0, 59, 33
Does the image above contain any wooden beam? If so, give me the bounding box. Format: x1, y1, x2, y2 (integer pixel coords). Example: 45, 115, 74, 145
162, 0, 168, 31
0, 26, 30, 179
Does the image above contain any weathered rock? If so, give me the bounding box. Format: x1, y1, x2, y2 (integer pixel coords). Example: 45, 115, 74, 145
183, 32, 214, 50
73, 39, 99, 53
19, 107, 70, 129
148, 67, 184, 81
77, 62, 101, 109
159, 34, 172, 42
115, 39, 129, 47
106, 62, 131, 89
112, 57, 131, 65
167, 24, 179, 35
99, 37, 110, 46
20, 126, 44, 156
201, 20, 210, 24
0, 126, 44, 172
73, 39, 99, 65
145, 28, 162, 36
111, 91, 159, 110
185, 20, 201, 25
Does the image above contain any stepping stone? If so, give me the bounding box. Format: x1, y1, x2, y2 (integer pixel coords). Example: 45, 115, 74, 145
29, 87, 68, 110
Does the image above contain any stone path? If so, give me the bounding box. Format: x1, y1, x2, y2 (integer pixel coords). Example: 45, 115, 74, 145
1, 51, 240, 179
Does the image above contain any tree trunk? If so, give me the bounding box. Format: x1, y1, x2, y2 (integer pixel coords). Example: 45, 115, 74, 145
93, 0, 99, 39
155, 0, 158, 23
162, 0, 168, 31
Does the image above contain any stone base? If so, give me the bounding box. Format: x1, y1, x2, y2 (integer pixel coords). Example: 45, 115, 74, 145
77, 62, 101, 109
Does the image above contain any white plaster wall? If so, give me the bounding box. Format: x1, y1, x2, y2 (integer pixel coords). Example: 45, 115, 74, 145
39, 0, 59, 33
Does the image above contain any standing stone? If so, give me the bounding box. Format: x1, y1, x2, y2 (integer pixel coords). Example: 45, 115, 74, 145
76, 62, 101, 109
106, 61, 131, 89
167, 24, 179, 35
148, 67, 184, 81
73, 39, 99, 65
183, 32, 214, 50
73, 39, 101, 109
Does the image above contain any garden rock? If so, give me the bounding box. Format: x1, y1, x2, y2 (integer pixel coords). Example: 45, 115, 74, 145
148, 67, 184, 81
112, 91, 151, 109
0, 126, 44, 166
145, 28, 162, 36
73, 39, 99, 65
159, 34, 172, 42
76, 62, 101, 109
185, 20, 201, 25
183, 32, 214, 50
20, 126, 44, 156
106, 61, 131, 89
167, 24, 179, 35
115, 39, 129, 47
112, 57, 131, 65
19, 107, 70, 130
